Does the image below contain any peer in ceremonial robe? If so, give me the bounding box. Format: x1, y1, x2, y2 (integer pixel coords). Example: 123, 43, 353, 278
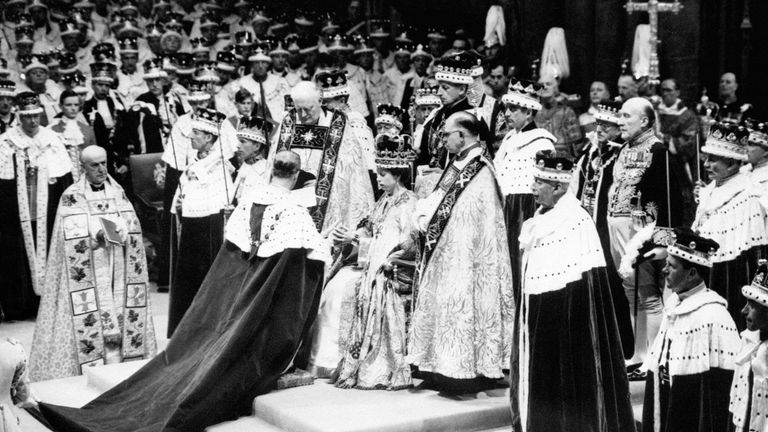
513, 150, 634, 432
692, 122, 768, 330
167, 108, 235, 337
745, 120, 768, 209
29, 146, 157, 382
642, 228, 739, 432
0, 92, 72, 321
50, 90, 97, 182
0, 79, 19, 135
494, 79, 555, 304
236, 47, 290, 125
416, 54, 491, 170
232, 116, 273, 203
38, 152, 330, 432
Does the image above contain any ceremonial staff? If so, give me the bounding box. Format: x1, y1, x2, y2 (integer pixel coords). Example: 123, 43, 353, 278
216, 113, 233, 230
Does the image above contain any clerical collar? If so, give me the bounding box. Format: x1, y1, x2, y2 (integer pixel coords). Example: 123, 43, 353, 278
455, 142, 481, 161
89, 182, 105, 192
677, 281, 706, 302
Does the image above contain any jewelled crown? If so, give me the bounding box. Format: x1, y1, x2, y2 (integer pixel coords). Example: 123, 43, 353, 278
118, 37, 139, 54
702, 122, 749, 161
118, 19, 142, 38
534, 150, 573, 183
353, 36, 375, 55
90, 62, 116, 84
62, 71, 88, 95
237, 115, 273, 145
594, 101, 623, 125
375, 134, 417, 168
60, 19, 81, 36
426, 27, 447, 40
190, 38, 208, 54
285, 34, 301, 53
0, 79, 16, 98
235, 31, 255, 47
143, 58, 168, 79
18, 54, 48, 73
194, 62, 220, 83
251, 6, 271, 24
192, 108, 226, 135
328, 34, 352, 52
667, 227, 719, 268
743, 260, 768, 306
248, 47, 271, 63
316, 69, 349, 99
215, 51, 237, 72
187, 79, 212, 102
411, 44, 431, 59
146, 23, 164, 39
394, 41, 414, 56
173, 53, 196, 74
744, 119, 768, 148
375, 104, 404, 131
293, 11, 314, 27
369, 19, 390, 38
92, 42, 117, 63
434, 54, 474, 85
58, 51, 78, 74
320, 13, 339, 34
268, 38, 289, 56
456, 50, 483, 77
502, 79, 542, 111
15, 91, 43, 116
415, 86, 441, 107
394, 26, 414, 44
199, 12, 218, 28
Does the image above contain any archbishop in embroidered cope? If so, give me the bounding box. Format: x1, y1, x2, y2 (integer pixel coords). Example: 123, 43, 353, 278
29, 173, 157, 382
268, 82, 374, 233
407, 139, 514, 384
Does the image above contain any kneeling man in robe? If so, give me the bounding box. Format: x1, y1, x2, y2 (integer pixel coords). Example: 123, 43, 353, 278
29, 145, 157, 382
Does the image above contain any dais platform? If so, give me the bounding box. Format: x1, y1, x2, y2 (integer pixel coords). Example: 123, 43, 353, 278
30, 360, 646, 431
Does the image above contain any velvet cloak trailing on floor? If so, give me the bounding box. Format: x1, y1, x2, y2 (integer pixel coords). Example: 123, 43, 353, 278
38, 242, 324, 432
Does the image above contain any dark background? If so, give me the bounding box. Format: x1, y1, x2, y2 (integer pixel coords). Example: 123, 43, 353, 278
316, 0, 768, 117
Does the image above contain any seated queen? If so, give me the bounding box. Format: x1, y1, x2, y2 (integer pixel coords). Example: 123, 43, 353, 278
308, 133, 418, 390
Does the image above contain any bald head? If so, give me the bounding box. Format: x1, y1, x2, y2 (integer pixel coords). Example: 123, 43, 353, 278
619, 97, 655, 141
443, 112, 481, 154
271, 150, 301, 188
80, 145, 108, 185
80, 145, 107, 164
446, 111, 481, 139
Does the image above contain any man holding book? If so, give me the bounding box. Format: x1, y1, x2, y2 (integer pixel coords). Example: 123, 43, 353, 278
29, 145, 158, 382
